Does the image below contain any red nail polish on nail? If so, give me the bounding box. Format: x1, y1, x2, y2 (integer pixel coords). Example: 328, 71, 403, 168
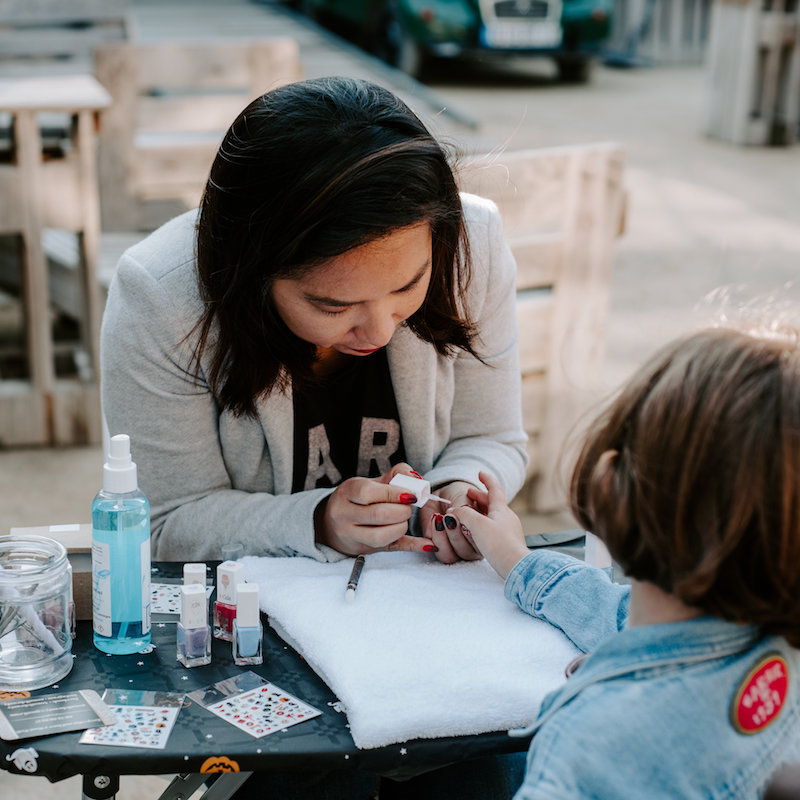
410, 470, 423, 479
399, 493, 417, 505
434, 514, 445, 531
423, 544, 438, 552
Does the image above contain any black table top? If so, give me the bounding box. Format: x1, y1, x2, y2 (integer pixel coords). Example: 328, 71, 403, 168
0, 562, 529, 785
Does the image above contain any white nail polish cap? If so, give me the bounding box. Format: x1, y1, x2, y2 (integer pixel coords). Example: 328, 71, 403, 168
216, 560, 244, 605
389, 474, 447, 507
180, 584, 208, 628
183, 562, 206, 586
236, 583, 260, 628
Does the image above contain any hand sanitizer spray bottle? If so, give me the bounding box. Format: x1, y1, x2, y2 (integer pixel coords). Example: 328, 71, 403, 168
92, 434, 151, 654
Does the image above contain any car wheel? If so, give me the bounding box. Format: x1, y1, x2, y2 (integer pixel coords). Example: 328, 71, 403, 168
555, 56, 591, 83
379, 9, 427, 79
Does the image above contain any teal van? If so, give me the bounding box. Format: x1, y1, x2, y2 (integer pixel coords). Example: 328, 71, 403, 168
298, 0, 613, 80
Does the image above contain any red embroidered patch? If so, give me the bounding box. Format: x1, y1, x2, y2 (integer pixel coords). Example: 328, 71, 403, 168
730, 653, 789, 735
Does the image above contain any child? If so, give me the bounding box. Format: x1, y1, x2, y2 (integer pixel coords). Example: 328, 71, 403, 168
452, 325, 800, 799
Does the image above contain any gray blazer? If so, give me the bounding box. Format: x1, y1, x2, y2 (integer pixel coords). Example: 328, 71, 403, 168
101, 193, 528, 561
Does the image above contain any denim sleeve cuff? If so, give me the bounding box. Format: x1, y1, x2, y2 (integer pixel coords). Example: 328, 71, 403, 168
504, 549, 585, 612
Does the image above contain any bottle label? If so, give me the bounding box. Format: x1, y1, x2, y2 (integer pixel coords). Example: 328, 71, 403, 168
141, 537, 151, 635
92, 539, 113, 637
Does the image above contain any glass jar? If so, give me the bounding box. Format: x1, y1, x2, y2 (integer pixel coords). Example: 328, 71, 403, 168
0, 534, 74, 691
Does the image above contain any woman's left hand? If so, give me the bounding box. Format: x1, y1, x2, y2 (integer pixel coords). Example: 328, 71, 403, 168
419, 481, 483, 564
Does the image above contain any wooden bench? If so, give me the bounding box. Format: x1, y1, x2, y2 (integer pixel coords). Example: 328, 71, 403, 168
0, 74, 110, 447
458, 143, 626, 514
0, 0, 130, 68
93, 38, 304, 232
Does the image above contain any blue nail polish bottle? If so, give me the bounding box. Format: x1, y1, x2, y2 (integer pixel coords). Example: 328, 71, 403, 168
232, 583, 262, 666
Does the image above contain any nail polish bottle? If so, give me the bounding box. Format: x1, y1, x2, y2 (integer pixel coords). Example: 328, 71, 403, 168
213, 560, 243, 641
183, 562, 206, 586
232, 583, 263, 666
177, 584, 211, 668
389, 474, 447, 508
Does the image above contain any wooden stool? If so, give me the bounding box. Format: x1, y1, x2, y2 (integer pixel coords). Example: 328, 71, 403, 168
0, 74, 110, 445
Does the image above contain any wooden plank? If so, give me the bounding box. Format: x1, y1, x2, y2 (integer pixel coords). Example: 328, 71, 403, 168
458, 149, 572, 233
0, 382, 49, 445
520, 372, 546, 435
0, 0, 128, 24
0, 163, 25, 232
93, 44, 139, 231
509, 232, 563, 290
516, 290, 553, 376
51, 381, 102, 445
136, 95, 249, 133
0, 74, 111, 112
0, 26, 127, 58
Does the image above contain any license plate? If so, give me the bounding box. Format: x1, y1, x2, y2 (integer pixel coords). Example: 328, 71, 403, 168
481, 19, 562, 49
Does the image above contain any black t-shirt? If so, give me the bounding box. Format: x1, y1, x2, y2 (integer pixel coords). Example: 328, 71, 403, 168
291, 349, 407, 492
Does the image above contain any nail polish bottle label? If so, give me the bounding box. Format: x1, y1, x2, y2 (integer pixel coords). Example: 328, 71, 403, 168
213, 601, 236, 641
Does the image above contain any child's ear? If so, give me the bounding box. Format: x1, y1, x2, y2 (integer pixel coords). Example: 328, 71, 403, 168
593, 449, 619, 494
588, 448, 633, 543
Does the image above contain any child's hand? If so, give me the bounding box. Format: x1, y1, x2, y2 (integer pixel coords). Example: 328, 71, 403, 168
454, 471, 530, 579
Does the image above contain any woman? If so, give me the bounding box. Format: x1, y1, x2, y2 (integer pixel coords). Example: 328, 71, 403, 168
101, 76, 527, 565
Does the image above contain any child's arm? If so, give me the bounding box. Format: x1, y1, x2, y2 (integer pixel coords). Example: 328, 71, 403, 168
455, 471, 629, 653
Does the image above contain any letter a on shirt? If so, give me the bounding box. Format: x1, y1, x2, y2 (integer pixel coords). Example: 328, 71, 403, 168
304, 424, 343, 490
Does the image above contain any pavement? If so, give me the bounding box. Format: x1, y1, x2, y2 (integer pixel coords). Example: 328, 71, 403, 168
1, 1, 799, 795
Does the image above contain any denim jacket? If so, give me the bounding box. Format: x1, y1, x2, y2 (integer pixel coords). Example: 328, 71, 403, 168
505, 550, 800, 799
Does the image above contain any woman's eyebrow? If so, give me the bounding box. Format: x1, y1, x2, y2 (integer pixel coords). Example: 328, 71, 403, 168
303, 260, 431, 306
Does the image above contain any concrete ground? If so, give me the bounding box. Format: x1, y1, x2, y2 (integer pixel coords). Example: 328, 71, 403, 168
2, 0, 799, 796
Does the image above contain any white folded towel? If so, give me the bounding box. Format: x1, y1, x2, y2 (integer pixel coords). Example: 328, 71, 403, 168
240, 552, 579, 749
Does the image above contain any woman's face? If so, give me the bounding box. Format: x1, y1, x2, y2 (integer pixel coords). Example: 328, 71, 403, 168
272, 221, 433, 356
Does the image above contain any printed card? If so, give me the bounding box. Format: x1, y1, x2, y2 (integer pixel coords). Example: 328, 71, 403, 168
0, 690, 116, 741
79, 689, 184, 750
189, 672, 321, 738
151, 581, 213, 621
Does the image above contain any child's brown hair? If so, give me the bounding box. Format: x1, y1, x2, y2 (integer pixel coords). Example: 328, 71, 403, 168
570, 326, 800, 647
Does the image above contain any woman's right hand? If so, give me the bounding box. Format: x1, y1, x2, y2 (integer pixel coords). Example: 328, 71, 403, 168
314, 466, 438, 557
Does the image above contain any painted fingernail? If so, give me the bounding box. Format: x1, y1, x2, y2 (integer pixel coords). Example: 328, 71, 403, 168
423, 544, 438, 552
444, 514, 458, 530
461, 524, 471, 536
399, 493, 417, 505
410, 470, 423, 479
434, 514, 445, 532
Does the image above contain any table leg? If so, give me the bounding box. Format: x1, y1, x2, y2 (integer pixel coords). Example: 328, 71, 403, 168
81, 772, 119, 799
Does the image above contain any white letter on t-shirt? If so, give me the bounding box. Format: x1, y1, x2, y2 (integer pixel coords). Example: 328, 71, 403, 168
357, 417, 400, 477
304, 424, 342, 490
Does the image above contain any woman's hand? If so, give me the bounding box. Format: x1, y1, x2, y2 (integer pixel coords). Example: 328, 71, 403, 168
314, 465, 437, 557
419, 480, 484, 564
450, 471, 529, 579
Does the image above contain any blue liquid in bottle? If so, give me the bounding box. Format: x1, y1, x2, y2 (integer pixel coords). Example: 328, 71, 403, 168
92, 435, 151, 655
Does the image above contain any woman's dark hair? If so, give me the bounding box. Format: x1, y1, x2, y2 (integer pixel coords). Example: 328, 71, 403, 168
570, 325, 800, 647
192, 76, 477, 416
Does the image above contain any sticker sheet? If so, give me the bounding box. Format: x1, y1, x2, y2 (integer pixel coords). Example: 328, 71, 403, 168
189, 672, 321, 739
151, 581, 213, 621
79, 689, 184, 750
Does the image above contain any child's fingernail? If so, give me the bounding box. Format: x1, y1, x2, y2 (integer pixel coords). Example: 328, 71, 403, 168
434, 514, 445, 532
444, 514, 458, 530
410, 470, 423, 479
423, 544, 438, 552
399, 493, 417, 505
461, 524, 471, 536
